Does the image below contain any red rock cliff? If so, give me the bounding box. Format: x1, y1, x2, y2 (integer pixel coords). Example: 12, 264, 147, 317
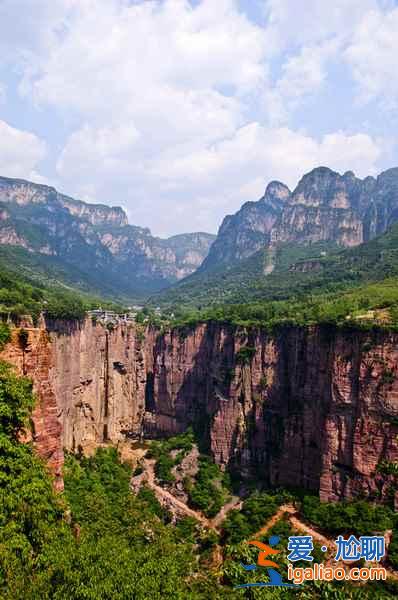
2, 319, 397, 503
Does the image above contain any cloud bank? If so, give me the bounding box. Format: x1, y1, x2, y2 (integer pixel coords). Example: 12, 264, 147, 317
0, 0, 396, 235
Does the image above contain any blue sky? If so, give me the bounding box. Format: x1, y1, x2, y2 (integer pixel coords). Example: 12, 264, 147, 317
1, 0, 398, 236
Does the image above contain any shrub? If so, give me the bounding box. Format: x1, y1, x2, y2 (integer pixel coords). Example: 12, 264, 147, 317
45, 294, 86, 320
188, 455, 230, 518
0, 322, 10, 350
301, 496, 394, 536
222, 492, 279, 544
155, 453, 176, 484
235, 346, 256, 365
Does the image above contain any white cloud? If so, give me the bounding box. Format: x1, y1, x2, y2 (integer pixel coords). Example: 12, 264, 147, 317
150, 124, 381, 188
0, 120, 46, 180
23, 0, 268, 177
28, 0, 267, 113
264, 40, 338, 124
57, 123, 140, 178
316, 131, 382, 174
0, 0, 73, 68
265, 0, 379, 49
0, 0, 393, 236
345, 7, 398, 107
262, 0, 384, 124
59, 121, 380, 236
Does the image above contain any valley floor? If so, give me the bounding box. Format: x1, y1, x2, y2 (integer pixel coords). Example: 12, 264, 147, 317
131, 457, 242, 530
131, 446, 398, 584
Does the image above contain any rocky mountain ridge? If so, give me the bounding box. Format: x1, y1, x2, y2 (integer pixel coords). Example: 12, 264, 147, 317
200, 180, 290, 270
201, 166, 398, 273
0, 176, 215, 298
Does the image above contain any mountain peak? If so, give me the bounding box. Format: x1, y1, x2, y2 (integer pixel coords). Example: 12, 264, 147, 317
264, 180, 291, 201
199, 165, 398, 275
378, 167, 398, 183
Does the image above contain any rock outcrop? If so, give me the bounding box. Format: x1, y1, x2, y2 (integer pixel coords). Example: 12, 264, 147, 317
2, 318, 397, 504
1, 327, 64, 490
200, 181, 289, 270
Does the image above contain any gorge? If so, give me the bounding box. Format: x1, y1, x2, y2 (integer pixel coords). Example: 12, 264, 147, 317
3, 317, 397, 507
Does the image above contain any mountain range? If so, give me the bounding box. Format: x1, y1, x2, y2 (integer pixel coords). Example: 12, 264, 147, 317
154, 166, 398, 307
0, 176, 215, 301
202, 166, 398, 271
1, 166, 398, 308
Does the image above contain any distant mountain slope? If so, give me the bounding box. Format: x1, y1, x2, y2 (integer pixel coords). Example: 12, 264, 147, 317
199, 180, 290, 271
0, 245, 123, 322
200, 166, 398, 275
0, 176, 215, 300
152, 220, 398, 309
154, 166, 398, 307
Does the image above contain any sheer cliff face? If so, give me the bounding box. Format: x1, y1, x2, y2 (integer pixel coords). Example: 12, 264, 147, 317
202, 167, 398, 271
2, 319, 397, 504
1, 327, 64, 491
0, 176, 215, 295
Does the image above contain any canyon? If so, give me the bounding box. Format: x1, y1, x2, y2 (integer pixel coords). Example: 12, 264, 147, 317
2, 317, 397, 505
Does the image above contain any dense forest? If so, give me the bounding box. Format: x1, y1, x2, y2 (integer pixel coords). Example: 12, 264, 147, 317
166, 277, 398, 331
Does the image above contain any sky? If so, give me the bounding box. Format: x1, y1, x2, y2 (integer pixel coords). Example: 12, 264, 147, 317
1, 0, 398, 237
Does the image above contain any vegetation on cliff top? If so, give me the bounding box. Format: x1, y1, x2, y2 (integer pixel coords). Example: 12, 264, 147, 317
167, 277, 398, 332
150, 221, 398, 332
0, 250, 124, 322
153, 221, 398, 310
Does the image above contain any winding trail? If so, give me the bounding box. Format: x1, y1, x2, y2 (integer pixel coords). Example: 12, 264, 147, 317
132, 458, 242, 531
141, 458, 210, 525
132, 462, 398, 581
210, 496, 243, 529
252, 503, 333, 550
251, 504, 295, 538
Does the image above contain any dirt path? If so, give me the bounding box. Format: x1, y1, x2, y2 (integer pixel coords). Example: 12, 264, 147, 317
252, 503, 334, 550
133, 458, 242, 531
132, 462, 398, 581
210, 496, 243, 529
289, 514, 335, 550
140, 458, 210, 525
251, 504, 296, 539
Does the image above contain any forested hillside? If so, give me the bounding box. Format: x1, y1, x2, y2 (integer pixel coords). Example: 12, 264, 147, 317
154, 222, 398, 317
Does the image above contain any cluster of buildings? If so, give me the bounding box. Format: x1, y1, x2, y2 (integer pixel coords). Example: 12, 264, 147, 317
87, 308, 139, 325
87, 305, 164, 326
